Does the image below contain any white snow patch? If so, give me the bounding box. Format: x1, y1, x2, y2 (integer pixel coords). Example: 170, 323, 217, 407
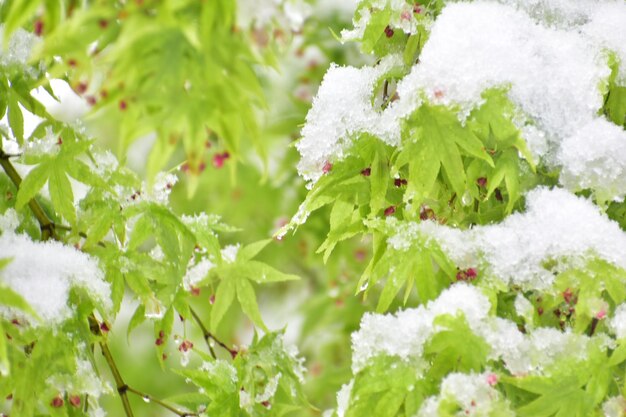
0, 232, 111, 324
352, 282, 593, 376
558, 118, 626, 201
296, 55, 401, 182
389, 188, 626, 290
610, 304, 626, 340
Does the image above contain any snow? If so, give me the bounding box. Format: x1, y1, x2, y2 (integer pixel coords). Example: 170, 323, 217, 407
335, 380, 354, 417
417, 372, 511, 417
1, 137, 20, 155
514, 293, 534, 324
610, 304, 626, 339
0, 208, 19, 231
558, 118, 626, 202
183, 258, 214, 290
114, 171, 178, 207
0, 27, 37, 67
351, 283, 490, 373
221, 244, 240, 263
394, 1, 608, 141
150, 172, 178, 205
296, 54, 402, 182
46, 358, 111, 399
341, 0, 421, 42
255, 372, 281, 403
24, 125, 60, 156
603, 396, 626, 417
388, 187, 626, 290
352, 282, 596, 377
0, 231, 111, 325
299, 0, 626, 199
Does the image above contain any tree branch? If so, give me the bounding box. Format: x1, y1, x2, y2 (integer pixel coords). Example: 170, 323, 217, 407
2, 149, 204, 417
91, 316, 196, 417
189, 307, 237, 359
0, 150, 58, 240
126, 386, 196, 417
89, 315, 135, 417
100, 341, 136, 417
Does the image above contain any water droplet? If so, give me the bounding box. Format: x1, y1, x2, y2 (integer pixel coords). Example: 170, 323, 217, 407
142, 396, 150, 403
461, 189, 473, 206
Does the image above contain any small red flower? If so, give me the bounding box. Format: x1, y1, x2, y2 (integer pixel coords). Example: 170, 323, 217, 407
34, 19, 44, 36
361, 167, 371, 177
456, 268, 477, 281
384, 26, 394, 38
212, 152, 230, 169
384, 206, 396, 216
69, 395, 81, 407
86, 96, 97, 106
596, 309, 607, 320
51, 396, 64, 408
394, 178, 407, 187
486, 373, 498, 386
562, 288, 573, 304
119, 100, 127, 110
100, 322, 110, 332
98, 19, 108, 29
420, 206, 435, 221
322, 161, 333, 174
76, 82, 88, 95
476, 177, 487, 187
178, 340, 193, 352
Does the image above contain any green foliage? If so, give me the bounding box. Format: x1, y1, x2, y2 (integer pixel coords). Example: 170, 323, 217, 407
1, 0, 266, 186
2, 1, 626, 417
174, 332, 310, 416
347, 356, 423, 417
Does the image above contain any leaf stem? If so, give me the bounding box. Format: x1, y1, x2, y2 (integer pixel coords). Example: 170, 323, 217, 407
189, 307, 237, 359
0, 150, 58, 240
125, 386, 196, 417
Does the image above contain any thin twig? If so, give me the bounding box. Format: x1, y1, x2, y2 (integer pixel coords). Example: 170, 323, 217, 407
126, 386, 196, 417
2, 149, 195, 417
100, 341, 135, 417
189, 307, 237, 359
89, 315, 135, 417
588, 317, 599, 336
0, 151, 58, 240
